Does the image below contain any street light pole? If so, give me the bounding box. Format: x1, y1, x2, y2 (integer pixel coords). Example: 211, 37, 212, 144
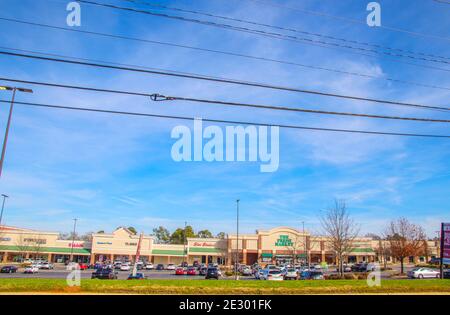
302, 221, 305, 266
70, 218, 78, 262
235, 199, 240, 280
0, 194, 8, 226
0, 86, 33, 178
183, 221, 187, 265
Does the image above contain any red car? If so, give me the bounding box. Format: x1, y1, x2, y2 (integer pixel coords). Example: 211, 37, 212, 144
187, 267, 197, 276
79, 263, 89, 270
175, 267, 186, 275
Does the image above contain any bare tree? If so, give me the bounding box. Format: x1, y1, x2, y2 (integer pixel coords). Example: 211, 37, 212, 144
15, 233, 30, 262
375, 238, 391, 269
385, 218, 426, 274
320, 200, 359, 276
284, 234, 305, 265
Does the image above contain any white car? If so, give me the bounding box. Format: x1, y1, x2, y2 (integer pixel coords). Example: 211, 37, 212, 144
40, 262, 54, 270
407, 267, 440, 279
283, 268, 299, 280
24, 265, 39, 274
120, 264, 131, 271
263, 269, 284, 281
166, 264, 176, 270
145, 263, 154, 270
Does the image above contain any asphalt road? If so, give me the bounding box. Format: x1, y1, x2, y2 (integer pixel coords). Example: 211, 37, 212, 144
0, 268, 418, 280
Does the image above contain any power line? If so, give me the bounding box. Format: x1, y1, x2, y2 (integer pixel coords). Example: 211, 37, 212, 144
152, 94, 450, 123
120, 0, 450, 63
2, 17, 450, 90
1, 74, 449, 122
246, 0, 450, 43
2, 99, 449, 138
76, 0, 450, 67
1, 51, 448, 112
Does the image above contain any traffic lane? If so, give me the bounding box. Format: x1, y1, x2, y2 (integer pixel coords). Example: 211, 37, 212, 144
0, 270, 240, 280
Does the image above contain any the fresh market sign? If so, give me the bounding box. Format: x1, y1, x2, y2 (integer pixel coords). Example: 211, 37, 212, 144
275, 235, 293, 246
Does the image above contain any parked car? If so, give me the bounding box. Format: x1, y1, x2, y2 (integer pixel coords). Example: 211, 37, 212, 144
407, 267, 440, 279
351, 263, 366, 272
40, 262, 54, 270
91, 268, 118, 279
187, 267, 197, 276
24, 265, 39, 274
180, 262, 188, 268
443, 270, 450, 279
145, 263, 154, 270
120, 264, 131, 271
114, 262, 122, 270
205, 267, 220, 279
283, 268, 299, 280
156, 264, 164, 271
166, 264, 176, 270
300, 271, 324, 280
241, 267, 253, 276
262, 269, 283, 281
175, 267, 186, 275
199, 267, 208, 276
127, 272, 146, 280
255, 268, 265, 280
78, 263, 89, 270
429, 257, 441, 265
1, 265, 18, 273
193, 261, 199, 268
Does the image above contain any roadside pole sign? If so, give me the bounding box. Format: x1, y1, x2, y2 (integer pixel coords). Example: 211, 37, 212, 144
440, 223, 450, 278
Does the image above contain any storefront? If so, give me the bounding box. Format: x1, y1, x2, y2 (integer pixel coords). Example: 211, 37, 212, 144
0, 226, 91, 263
0, 225, 439, 266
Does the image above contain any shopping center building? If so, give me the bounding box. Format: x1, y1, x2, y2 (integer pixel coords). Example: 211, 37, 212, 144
0, 225, 439, 266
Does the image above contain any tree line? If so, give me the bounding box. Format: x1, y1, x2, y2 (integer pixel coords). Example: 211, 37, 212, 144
58, 226, 226, 245
321, 199, 432, 275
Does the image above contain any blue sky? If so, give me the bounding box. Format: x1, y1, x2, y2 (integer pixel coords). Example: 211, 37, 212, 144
0, 0, 449, 237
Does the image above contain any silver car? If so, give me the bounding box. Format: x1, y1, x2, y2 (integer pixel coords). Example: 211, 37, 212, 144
407, 267, 440, 279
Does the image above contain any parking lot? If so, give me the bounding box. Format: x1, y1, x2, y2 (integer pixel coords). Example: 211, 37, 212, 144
0, 263, 427, 281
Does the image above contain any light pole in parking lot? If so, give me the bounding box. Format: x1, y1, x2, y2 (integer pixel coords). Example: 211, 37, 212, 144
0, 194, 8, 226
183, 221, 187, 264
235, 199, 240, 280
0, 85, 33, 178
70, 218, 78, 262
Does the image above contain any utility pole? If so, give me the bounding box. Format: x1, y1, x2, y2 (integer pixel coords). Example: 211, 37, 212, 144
0, 194, 8, 226
183, 221, 187, 265
235, 199, 240, 280
70, 218, 78, 262
302, 221, 305, 266
0, 86, 33, 178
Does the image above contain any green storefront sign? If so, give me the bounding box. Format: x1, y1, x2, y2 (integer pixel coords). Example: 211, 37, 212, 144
275, 235, 293, 246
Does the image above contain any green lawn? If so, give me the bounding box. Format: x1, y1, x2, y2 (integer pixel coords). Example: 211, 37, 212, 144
0, 278, 449, 294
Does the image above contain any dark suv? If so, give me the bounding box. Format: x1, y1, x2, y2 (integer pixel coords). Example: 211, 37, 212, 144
91, 268, 118, 279
205, 267, 220, 279
1, 265, 18, 273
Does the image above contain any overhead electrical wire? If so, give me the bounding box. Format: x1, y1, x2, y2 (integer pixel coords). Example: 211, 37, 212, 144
76, 0, 450, 67
2, 18, 450, 90
245, 0, 450, 43
150, 94, 450, 123
1, 50, 448, 112
119, 0, 450, 62
1, 99, 449, 139
0, 75, 449, 122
